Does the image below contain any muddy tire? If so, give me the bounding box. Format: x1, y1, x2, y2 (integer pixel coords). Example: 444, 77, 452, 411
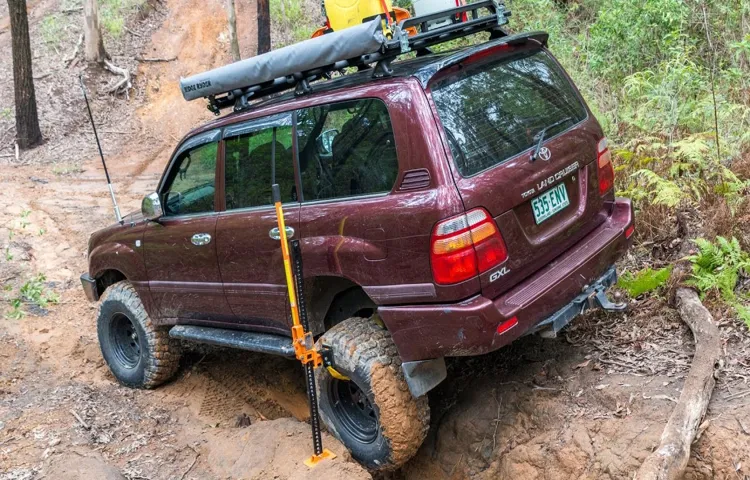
315, 317, 429, 471
97, 281, 180, 389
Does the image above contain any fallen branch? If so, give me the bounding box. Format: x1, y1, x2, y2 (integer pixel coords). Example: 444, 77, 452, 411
636, 287, 722, 480
70, 409, 91, 430
179, 446, 199, 480
135, 55, 176, 62
103, 59, 132, 97
124, 26, 142, 37
66, 33, 84, 67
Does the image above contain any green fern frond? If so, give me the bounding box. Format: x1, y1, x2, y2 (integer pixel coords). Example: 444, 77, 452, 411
688, 236, 750, 330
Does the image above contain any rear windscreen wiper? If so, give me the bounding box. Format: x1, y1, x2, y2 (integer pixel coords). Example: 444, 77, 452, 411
530, 116, 573, 162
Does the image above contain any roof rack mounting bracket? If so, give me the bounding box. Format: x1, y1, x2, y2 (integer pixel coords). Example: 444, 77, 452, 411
489, 27, 507, 40
295, 78, 313, 96
373, 58, 394, 78
207, 96, 220, 116
494, 0, 510, 25
396, 26, 411, 54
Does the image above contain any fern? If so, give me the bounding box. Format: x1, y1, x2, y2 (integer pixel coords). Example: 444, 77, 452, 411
618, 266, 672, 297
687, 236, 750, 328
631, 169, 686, 207
619, 134, 748, 213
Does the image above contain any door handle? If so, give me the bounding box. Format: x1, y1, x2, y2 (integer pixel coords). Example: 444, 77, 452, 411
191, 233, 212, 246
269, 226, 294, 240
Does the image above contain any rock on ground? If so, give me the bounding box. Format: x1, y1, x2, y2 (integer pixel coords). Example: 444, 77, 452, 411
43, 451, 125, 480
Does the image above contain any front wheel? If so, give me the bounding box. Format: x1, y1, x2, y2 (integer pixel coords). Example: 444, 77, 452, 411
315, 317, 429, 471
97, 282, 181, 388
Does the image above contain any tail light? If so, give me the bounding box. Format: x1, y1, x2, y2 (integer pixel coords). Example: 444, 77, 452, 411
431, 208, 508, 285
597, 138, 615, 195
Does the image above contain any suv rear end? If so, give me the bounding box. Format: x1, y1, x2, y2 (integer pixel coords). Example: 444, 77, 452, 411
378, 35, 634, 363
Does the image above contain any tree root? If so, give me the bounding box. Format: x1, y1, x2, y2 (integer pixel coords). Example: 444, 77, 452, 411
636, 287, 722, 480
103, 59, 132, 98
65, 33, 84, 67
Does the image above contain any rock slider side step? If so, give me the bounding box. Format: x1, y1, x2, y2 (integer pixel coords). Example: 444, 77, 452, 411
169, 325, 295, 357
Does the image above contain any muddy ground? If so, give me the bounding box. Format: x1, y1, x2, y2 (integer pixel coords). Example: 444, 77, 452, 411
1, 0, 750, 479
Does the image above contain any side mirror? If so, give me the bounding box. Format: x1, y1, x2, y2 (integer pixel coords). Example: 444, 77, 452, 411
141, 192, 163, 220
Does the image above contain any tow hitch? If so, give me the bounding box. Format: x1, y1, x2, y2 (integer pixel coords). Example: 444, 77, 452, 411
587, 285, 627, 312
534, 266, 626, 338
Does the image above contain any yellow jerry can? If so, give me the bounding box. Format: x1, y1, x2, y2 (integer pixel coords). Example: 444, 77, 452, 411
325, 0, 393, 31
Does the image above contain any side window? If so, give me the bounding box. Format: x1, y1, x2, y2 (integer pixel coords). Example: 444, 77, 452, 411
296, 99, 398, 202
225, 123, 296, 209
162, 141, 217, 216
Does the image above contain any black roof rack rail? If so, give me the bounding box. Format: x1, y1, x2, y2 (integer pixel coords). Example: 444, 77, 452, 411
187, 0, 510, 115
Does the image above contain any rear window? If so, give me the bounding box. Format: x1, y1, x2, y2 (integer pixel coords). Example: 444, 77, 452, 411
431, 49, 587, 177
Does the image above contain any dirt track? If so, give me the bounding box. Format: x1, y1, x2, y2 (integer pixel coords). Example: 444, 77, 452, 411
1, 0, 750, 478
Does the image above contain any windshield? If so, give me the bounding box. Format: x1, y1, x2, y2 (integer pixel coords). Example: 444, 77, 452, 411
431, 49, 587, 177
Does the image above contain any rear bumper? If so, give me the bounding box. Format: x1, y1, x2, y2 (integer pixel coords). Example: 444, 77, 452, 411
379, 198, 634, 362
80, 273, 99, 302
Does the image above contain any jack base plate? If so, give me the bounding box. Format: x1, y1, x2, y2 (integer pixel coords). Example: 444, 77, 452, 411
304, 448, 336, 467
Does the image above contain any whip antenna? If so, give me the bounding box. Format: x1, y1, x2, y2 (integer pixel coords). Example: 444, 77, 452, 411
79, 75, 123, 225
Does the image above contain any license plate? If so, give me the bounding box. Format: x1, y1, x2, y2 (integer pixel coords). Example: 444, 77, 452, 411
531, 183, 570, 224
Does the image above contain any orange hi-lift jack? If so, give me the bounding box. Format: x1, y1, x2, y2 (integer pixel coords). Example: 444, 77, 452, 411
271, 183, 336, 468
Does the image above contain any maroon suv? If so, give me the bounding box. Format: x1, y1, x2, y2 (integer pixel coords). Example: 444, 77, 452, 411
81, 32, 634, 470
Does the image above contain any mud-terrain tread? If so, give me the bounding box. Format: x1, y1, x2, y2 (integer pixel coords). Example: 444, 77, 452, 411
97, 281, 180, 388
316, 317, 430, 470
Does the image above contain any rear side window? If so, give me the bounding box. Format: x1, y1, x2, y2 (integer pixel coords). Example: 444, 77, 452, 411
224, 119, 296, 209
431, 50, 587, 177
296, 99, 398, 202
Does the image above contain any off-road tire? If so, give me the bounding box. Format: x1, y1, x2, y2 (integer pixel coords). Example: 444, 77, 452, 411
97, 281, 180, 388
315, 317, 430, 471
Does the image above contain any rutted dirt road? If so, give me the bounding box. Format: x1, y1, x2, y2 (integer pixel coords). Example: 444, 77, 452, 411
1, 0, 750, 478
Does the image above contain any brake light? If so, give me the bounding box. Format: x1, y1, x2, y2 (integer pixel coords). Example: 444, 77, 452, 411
597, 138, 615, 195
431, 208, 508, 285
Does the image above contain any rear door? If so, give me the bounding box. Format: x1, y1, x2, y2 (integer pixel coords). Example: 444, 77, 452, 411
429, 45, 607, 299
215, 113, 300, 335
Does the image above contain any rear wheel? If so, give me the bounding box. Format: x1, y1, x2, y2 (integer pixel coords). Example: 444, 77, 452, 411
97, 282, 181, 388
315, 317, 429, 471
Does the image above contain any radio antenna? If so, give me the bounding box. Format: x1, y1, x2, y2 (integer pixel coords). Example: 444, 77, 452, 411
79, 75, 122, 225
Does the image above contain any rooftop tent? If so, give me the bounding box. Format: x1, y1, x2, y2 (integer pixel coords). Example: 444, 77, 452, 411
179, 19, 386, 102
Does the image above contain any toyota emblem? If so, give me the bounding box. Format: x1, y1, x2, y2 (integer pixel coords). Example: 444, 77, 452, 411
538, 147, 552, 161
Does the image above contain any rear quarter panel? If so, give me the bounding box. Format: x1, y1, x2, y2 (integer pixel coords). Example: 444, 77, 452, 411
294, 79, 479, 304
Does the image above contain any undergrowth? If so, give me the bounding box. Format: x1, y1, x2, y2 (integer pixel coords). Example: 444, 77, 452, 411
4, 274, 59, 320
99, 0, 147, 37
687, 236, 750, 327
618, 266, 672, 298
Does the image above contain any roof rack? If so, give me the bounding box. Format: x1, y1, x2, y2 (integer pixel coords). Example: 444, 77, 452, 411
179, 0, 510, 115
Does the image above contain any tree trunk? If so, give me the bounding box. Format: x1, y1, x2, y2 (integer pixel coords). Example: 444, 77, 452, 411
257, 0, 271, 55
7, 0, 43, 150
83, 0, 107, 63
227, 0, 240, 61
